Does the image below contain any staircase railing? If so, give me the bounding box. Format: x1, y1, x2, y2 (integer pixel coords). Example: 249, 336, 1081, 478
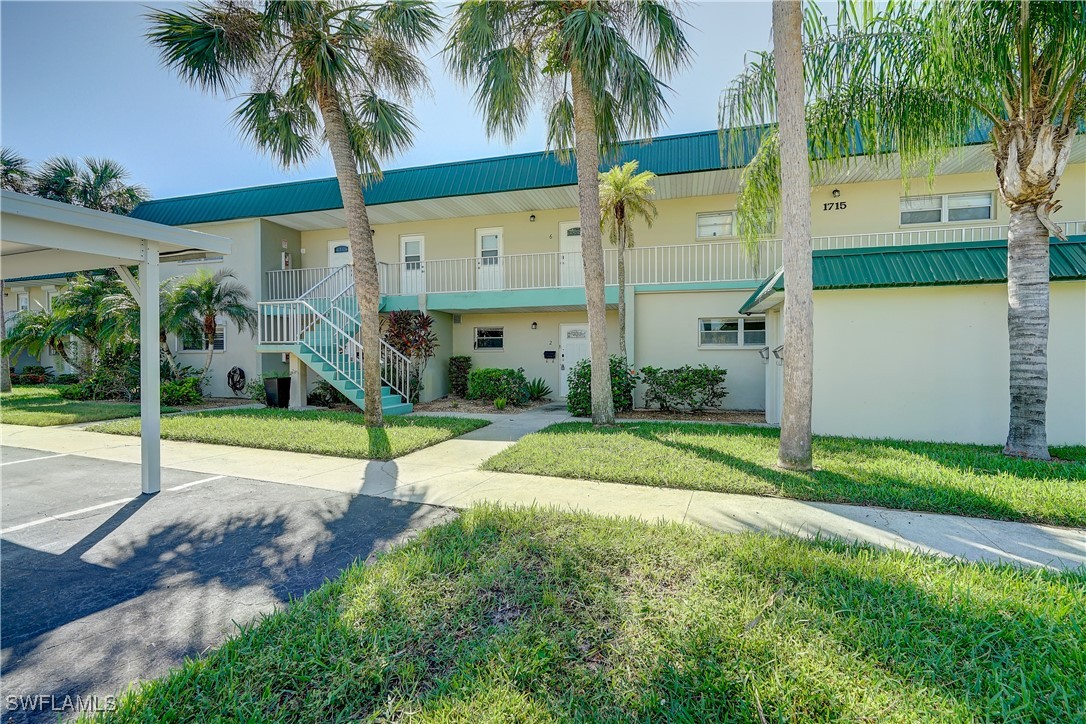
257, 292, 412, 404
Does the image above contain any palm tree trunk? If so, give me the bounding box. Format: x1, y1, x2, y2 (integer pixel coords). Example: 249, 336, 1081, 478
160, 330, 181, 380
201, 316, 216, 383
1004, 204, 1050, 459
53, 339, 85, 376
317, 88, 384, 427
571, 62, 615, 426
617, 227, 628, 361
773, 0, 814, 471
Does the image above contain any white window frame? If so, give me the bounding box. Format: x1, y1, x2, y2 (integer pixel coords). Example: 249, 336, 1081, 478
180, 324, 226, 353
16, 292, 29, 312
698, 316, 766, 349
473, 326, 504, 351
695, 211, 736, 240
899, 191, 995, 226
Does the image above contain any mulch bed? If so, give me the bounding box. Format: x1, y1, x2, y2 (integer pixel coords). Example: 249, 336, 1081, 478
613, 409, 767, 424
413, 396, 554, 414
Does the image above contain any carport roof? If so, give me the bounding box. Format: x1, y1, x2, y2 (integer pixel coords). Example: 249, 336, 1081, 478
739, 236, 1086, 314
1, 191, 231, 279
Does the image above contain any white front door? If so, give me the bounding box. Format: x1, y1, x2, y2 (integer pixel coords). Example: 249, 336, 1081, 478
558, 221, 583, 287
328, 240, 351, 267
400, 234, 425, 295
475, 227, 503, 290
559, 323, 591, 398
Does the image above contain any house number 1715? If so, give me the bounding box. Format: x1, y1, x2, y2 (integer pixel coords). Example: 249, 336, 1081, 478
822, 201, 847, 211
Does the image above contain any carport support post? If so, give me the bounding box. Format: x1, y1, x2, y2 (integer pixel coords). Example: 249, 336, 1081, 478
140, 242, 161, 494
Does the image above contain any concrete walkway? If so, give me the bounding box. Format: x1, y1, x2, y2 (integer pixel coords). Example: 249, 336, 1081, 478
2, 415, 1083, 572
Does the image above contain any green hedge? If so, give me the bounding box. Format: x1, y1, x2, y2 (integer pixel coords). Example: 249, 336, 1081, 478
467, 368, 529, 404
449, 356, 472, 397
641, 365, 728, 411
566, 356, 636, 417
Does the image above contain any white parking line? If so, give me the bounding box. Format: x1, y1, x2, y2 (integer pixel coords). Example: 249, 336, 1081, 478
0, 496, 138, 535
1, 475, 227, 535
166, 475, 225, 491
1, 453, 70, 467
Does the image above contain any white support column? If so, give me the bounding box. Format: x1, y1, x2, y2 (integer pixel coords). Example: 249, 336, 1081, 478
288, 353, 308, 409
140, 242, 161, 494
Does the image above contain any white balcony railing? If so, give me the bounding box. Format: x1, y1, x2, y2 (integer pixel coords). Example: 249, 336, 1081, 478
265, 220, 1085, 300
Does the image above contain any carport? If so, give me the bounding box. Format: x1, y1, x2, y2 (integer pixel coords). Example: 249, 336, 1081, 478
1, 190, 231, 493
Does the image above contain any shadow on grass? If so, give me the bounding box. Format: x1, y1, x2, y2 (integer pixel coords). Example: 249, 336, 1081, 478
97, 508, 1086, 722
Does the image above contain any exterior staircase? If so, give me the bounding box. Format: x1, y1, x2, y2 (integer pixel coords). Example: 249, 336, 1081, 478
257, 266, 414, 415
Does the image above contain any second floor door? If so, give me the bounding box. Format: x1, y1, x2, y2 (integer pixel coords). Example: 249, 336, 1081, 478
558, 221, 583, 287
476, 227, 503, 291
400, 234, 425, 295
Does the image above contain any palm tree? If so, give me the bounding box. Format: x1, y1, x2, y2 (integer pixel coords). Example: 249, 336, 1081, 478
50, 273, 128, 363
723, 0, 1085, 460
99, 275, 196, 380
1, 147, 32, 193
163, 269, 257, 384
446, 1, 692, 426
2, 309, 84, 375
147, 0, 440, 427
599, 161, 657, 361
32, 156, 148, 213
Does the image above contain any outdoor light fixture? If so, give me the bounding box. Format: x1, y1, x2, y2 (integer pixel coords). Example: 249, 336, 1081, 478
531, 321, 538, 329
529, 214, 537, 222
832, 188, 841, 198
772, 344, 785, 366
758, 346, 771, 361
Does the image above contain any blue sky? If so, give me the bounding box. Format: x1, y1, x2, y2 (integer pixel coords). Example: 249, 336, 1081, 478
1, 1, 773, 199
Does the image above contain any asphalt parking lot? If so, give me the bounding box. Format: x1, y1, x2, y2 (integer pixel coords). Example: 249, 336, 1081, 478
0, 446, 454, 723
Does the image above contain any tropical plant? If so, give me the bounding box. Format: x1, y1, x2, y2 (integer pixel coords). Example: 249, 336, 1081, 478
99, 274, 197, 381
162, 269, 257, 385
526, 377, 552, 402
1, 147, 32, 193
446, 0, 692, 426
382, 310, 438, 403
2, 309, 84, 375
466, 368, 529, 405
722, 0, 1086, 460
31, 156, 149, 213
599, 160, 657, 360
148, 0, 440, 427
49, 272, 128, 363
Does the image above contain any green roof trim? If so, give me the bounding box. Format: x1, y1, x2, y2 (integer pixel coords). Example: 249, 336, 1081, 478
739, 236, 1086, 314
129, 125, 994, 228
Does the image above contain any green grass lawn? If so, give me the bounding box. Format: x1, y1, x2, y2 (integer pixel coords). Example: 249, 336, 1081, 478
88, 506, 1086, 723
0, 385, 177, 426
88, 408, 489, 459
483, 422, 1086, 527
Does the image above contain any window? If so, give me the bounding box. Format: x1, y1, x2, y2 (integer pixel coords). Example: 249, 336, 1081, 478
181, 325, 226, 352
699, 316, 766, 348
402, 237, 423, 270
479, 231, 500, 266
46, 291, 59, 312
474, 327, 504, 351
16, 293, 29, 312
696, 211, 735, 240
900, 192, 994, 225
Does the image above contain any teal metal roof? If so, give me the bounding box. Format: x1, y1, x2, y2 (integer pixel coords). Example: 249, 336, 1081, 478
130, 124, 994, 227
739, 236, 1086, 313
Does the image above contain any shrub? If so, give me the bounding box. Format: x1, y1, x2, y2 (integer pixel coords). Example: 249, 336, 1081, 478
57, 383, 93, 401
640, 365, 728, 412
566, 356, 637, 417
23, 365, 55, 382
161, 377, 203, 406
308, 379, 350, 407
494, 397, 507, 410
54, 373, 81, 385
449, 356, 472, 397
526, 377, 552, 401
467, 367, 529, 404
15, 373, 48, 385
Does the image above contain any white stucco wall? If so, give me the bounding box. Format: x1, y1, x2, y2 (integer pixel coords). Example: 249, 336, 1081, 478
635, 289, 767, 410
805, 282, 1086, 445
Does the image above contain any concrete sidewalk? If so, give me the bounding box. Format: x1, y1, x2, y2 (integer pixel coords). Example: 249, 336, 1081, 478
3, 416, 1083, 571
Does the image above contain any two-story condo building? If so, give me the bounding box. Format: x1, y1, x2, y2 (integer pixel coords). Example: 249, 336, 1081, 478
6, 129, 1085, 445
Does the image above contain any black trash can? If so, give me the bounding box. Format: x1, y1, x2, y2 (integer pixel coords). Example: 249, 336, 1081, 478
264, 376, 292, 409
